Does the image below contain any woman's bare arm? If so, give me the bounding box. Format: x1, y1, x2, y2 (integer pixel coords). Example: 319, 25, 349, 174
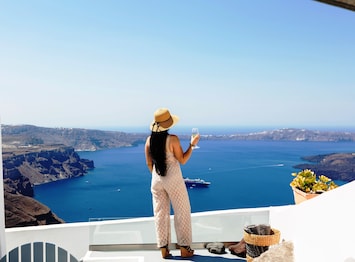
171, 134, 199, 165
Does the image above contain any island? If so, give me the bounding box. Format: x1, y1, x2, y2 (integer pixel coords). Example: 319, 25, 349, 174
293, 153, 355, 182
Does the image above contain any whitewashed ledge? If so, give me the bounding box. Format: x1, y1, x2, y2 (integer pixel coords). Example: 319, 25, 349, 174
270, 180, 355, 262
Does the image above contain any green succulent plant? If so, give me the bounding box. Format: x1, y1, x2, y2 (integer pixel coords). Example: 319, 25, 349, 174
290, 169, 338, 193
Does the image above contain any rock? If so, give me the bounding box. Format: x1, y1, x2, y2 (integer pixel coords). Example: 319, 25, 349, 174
1, 124, 145, 151
3, 146, 94, 185
4, 184, 64, 228
2, 145, 94, 227
294, 153, 355, 182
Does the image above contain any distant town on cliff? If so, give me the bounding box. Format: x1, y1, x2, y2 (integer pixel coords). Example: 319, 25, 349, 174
2, 124, 355, 151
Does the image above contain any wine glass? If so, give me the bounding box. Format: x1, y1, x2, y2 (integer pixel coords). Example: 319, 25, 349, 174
191, 128, 200, 149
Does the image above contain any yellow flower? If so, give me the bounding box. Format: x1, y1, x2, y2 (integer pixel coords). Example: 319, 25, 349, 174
290, 169, 338, 193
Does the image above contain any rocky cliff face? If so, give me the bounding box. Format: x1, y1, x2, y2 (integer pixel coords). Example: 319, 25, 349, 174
2, 124, 146, 151
294, 153, 355, 182
2, 145, 94, 228
4, 183, 64, 227
3, 146, 94, 186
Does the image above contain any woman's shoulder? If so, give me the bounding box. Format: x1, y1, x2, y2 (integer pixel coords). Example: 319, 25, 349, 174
168, 134, 181, 147
168, 134, 179, 141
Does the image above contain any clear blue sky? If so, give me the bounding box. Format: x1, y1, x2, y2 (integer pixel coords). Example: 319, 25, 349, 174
1, 1, 354, 131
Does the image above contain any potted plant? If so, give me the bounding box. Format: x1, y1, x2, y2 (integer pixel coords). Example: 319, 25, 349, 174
290, 169, 338, 204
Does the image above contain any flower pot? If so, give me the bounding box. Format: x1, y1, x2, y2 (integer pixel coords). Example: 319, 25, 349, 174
291, 187, 319, 204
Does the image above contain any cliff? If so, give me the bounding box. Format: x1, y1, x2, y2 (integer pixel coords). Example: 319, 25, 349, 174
2, 124, 145, 151
294, 153, 355, 182
219, 128, 355, 142
2, 145, 94, 186
2, 145, 94, 228
4, 183, 64, 227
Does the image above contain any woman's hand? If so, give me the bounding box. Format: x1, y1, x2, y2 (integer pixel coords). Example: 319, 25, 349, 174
190, 133, 200, 146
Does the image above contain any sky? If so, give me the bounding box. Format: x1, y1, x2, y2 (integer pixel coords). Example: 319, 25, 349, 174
1, 1, 355, 132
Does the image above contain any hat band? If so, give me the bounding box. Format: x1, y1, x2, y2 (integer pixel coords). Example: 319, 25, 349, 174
156, 116, 173, 128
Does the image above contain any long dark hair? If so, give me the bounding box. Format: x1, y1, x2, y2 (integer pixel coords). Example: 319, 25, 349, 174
150, 130, 168, 176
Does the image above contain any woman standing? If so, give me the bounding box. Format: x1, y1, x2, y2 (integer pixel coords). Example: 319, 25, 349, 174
144, 108, 200, 259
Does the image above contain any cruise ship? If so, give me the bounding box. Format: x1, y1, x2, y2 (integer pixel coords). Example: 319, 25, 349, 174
184, 177, 211, 188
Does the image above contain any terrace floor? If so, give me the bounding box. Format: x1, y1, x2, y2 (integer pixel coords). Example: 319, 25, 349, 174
81, 248, 246, 262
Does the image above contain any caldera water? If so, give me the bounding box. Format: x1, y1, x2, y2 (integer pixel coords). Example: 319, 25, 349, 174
34, 139, 353, 223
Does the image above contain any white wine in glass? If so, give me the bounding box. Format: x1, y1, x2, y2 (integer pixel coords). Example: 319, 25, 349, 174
191, 128, 200, 149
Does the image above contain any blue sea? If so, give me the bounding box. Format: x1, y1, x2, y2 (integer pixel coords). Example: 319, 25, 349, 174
34, 139, 354, 223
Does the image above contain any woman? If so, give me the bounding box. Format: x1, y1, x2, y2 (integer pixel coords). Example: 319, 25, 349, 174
144, 108, 200, 258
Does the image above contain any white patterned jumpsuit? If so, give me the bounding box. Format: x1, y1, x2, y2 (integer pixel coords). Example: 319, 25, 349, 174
151, 142, 192, 248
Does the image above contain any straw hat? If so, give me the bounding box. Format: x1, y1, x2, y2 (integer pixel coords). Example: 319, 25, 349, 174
150, 108, 179, 132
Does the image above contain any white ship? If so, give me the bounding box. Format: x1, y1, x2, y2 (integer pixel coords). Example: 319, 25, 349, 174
184, 177, 211, 188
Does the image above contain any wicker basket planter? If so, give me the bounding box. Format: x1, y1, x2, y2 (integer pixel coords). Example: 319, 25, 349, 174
243, 227, 280, 262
